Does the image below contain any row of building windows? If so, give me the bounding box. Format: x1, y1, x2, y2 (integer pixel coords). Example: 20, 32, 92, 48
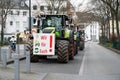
10, 21, 27, 26
10, 11, 27, 16
33, 5, 51, 11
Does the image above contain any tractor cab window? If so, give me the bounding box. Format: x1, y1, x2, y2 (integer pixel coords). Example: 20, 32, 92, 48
47, 19, 52, 26
42, 16, 62, 29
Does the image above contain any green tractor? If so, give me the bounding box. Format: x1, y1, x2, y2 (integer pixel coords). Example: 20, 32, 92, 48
26, 14, 77, 63
69, 24, 85, 54
78, 30, 85, 50
75, 26, 85, 51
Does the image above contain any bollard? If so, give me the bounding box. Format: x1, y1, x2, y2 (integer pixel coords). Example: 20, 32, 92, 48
2, 50, 7, 69
24, 44, 26, 55
8, 46, 12, 59
14, 54, 20, 80
16, 44, 20, 54
26, 51, 31, 73
0, 47, 1, 61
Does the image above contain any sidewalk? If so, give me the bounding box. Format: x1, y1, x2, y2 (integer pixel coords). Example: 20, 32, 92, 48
0, 44, 26, 64
99, 44, 120, 54
0, 65, 47, 80
42, 73, 120, 80
0, 44, 47, 80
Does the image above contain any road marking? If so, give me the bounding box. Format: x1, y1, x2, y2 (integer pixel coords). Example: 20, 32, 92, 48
36, 73, 48, 80
79, 47, 88, 76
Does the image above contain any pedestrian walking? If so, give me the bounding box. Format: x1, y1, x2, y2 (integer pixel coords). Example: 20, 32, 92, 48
10, 35, 16, 52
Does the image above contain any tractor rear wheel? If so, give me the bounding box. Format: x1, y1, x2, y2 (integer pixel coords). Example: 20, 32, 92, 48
26, 40, 39, 62
57, 40, 69, 63
79, 41, 84, 50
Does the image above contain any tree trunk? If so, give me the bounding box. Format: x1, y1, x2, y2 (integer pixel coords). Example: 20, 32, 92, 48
102, 18, 105, 37
111, 11, 115, 37
108, 20, 111, 40
101, 25, 104, 37
1, 8, 4, 45
106, 20, 110, 40
115, 12, 120, 38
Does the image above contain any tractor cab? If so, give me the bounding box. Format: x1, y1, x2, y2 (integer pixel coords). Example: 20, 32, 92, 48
40, 15, 71, 37
33, 15, 71, 37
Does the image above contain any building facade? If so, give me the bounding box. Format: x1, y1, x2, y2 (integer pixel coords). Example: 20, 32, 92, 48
5, 0, 75, 34
85, 22, 100, 42
5, 0, 29, 34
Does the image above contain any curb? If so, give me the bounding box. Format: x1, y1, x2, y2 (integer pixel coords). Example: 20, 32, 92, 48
7, 56, 26, 65
36, 73, 48, 80
107, 47, 120, 54
0, 55, 26, 65
99, 44, 120, 54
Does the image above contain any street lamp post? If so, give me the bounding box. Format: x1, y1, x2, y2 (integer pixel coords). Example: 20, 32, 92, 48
29, 0, 31, 33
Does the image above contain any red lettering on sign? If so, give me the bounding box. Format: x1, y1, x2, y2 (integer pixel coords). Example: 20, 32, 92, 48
49, 35, 53, 52
40, 49, 48, 53
41, 35, 47, 40
41, 42, 46, 47
50, 35, 52, 48
49, 49, 52, 52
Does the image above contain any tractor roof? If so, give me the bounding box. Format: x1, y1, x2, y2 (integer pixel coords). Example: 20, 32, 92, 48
41, 14, 69, 17
40, 14, 70, 21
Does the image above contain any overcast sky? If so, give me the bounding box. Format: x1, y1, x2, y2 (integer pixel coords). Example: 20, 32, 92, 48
70, 0, 90, 11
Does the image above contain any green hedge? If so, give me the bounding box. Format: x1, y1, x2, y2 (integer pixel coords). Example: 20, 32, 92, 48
99, 36, 108, 44
112, 41, 120, 50
104, 43, 112, 47
0, 41, 9, 46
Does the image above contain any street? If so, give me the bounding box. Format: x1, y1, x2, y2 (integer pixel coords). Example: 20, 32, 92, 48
0, 0, 120, 80
8, 41, 120, 78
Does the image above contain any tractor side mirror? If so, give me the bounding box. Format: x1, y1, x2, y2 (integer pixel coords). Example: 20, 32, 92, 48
69, 17, 72, 24
37, 19, 42, 27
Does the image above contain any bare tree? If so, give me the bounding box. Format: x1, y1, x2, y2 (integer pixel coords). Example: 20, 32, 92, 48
45, 0, 65, 14
94, 0, 110, 38
88, 0, 120, 41
101, 0, 120, 38
0, 0, 14, 44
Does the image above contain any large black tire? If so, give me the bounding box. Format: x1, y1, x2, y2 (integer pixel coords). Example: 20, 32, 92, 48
69, 30, 74, 60
69, 42, 74, 60
57, 40, 69, 63
79, 41, 85, 50
26, 40, 39, 62
74, 42, 78, 55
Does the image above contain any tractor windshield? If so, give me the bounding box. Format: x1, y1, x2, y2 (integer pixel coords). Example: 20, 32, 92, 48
42, 16, 62, 29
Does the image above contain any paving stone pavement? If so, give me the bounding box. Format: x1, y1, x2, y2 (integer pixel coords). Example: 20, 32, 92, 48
0, 44, 25, 64
0, 44, 48, 80
42, 73, 120, 80
0, 64, 47, 80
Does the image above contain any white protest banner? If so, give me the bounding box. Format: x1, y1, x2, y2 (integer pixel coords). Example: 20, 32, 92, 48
33, 33, 55, 55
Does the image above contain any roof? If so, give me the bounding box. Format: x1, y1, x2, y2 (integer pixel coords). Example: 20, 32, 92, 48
13, 0, 29, 10
40, 14, 70, 20
40, 14, 69, 18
